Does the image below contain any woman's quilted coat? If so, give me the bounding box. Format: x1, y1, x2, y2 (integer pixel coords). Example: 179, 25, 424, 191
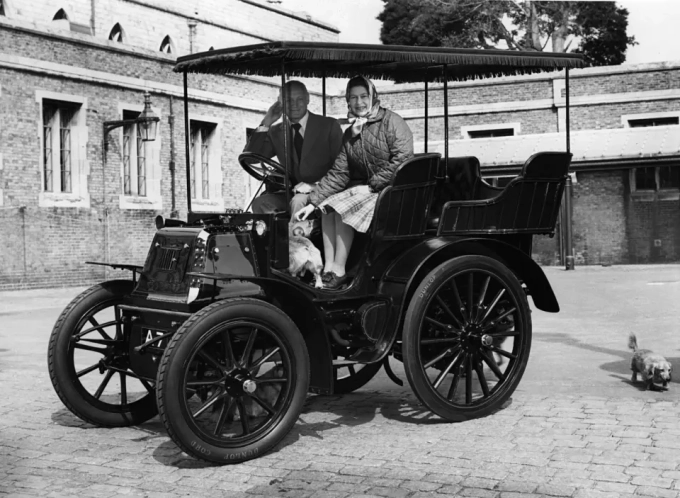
309, 107, 414, 206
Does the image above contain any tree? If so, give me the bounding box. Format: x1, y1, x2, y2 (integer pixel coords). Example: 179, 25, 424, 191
378, 0, 637, 66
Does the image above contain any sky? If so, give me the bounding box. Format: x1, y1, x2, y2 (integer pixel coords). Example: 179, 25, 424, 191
275, 0, 680, 66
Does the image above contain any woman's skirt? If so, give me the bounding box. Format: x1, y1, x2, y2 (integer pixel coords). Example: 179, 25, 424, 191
319, 186, 378, 233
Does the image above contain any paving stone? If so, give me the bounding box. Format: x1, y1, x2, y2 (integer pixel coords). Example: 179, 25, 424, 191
635, 487, 680, 498
630, 476, 673, 488
494, 480, 538, 493
535, 483, 578, 496
457, 488, 500, 497
593, 481, 638, 494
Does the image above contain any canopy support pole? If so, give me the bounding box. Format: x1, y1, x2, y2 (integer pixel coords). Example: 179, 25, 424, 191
280, 60, 291, 208
322, 71, 327, 117
443, 65, 449, 165
564, 67, 574, 271
183, 71, 192, 215
424, 76, 428, 154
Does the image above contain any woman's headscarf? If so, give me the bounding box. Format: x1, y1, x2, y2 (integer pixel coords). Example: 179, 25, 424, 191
346, 75, 381, 136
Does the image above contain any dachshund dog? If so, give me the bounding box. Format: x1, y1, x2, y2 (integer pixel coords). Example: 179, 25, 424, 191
628, 332, 672, 391
288, 219, 323, 288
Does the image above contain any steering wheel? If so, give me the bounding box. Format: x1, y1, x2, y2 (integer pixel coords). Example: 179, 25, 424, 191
238, 152, 291, 189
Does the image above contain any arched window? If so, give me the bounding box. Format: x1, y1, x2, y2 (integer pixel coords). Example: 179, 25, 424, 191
159, 35, 173, 54
53, 8, 69, 21
109, 23, 125, 43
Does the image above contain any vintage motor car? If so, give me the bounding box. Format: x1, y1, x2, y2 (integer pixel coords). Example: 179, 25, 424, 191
47, 42, 585, 464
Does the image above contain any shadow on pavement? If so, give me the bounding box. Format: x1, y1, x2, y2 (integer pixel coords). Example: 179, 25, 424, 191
51, 407, 96, 428
49, 379, 516, 468
535, 331, 677, 389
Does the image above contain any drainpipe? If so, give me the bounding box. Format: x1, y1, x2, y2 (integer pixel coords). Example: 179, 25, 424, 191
169, 96, 178, 217
19, 206, 27, 276
564, 176, 574, 270
90, 0, 96, 35
564, 68, 574, 270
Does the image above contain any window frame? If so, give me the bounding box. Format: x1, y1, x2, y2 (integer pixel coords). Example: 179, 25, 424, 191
36, 91, 90, 208
121, 110, 148, 197
109, 23, 125, 43
160, 35, 174, 55
188, 115, 224, 212
630, 165, 680, 201
117, 102, 163, 210
622, 111, 680, 128
461, 122, 521, 139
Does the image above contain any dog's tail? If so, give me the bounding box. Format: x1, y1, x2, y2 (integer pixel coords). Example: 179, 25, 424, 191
628, 332, 638, 352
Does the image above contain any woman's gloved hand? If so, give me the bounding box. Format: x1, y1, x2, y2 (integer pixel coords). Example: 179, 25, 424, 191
294, 204, 316, 221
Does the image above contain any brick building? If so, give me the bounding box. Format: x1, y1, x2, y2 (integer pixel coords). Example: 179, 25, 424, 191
1, 1, 678, 290
361, 61, 680, 266
0, 0, 338, 289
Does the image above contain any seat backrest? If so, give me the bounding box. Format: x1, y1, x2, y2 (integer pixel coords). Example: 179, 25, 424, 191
521, 151, 572, 179
438, 151, 573, 235
371, 153, 442, 240
443, 156, 482, 200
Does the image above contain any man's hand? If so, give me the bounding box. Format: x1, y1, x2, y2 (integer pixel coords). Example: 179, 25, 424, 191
294, 182, 314, 194
262, 100, 283, 127
294, 204, 315, 221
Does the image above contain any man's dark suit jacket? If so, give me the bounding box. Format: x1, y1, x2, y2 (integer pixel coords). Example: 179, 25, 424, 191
244, 111, 343, 184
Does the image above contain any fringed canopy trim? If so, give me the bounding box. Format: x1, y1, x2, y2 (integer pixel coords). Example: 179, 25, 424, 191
174, 42, 586, 82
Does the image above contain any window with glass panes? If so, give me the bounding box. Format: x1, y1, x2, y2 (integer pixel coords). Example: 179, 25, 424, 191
42, 100, 78, 193
190, 121, 216, 199
122, 110, 146, 196
468, 128, 515, 139
628, 117, 679, 128
633, 166, 680, 191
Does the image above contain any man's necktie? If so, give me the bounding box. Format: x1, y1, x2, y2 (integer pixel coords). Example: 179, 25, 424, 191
291, 123, 303, 162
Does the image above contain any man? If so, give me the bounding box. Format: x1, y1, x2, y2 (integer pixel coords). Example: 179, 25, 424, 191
244, 80, 343, 214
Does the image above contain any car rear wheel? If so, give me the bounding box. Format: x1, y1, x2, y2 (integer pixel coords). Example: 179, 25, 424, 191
156, 298, 309, 464
402, 255, 531, 421
47, 280, 158, 427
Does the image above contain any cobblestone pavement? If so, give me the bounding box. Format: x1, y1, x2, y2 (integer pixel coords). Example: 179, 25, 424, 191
2, 265, 680, 497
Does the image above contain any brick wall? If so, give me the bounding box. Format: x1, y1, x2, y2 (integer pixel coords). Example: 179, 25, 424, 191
0, 2, 337, 289
10, 0, 338, 54
571, 171, 629, 265
626, 194, 680, 264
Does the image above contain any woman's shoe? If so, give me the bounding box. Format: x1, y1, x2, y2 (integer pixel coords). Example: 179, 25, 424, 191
325, 273, 349, 290
321, 271, 335, 283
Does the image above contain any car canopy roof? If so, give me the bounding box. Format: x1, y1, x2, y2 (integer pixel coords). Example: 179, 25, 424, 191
173, 41, 586, 83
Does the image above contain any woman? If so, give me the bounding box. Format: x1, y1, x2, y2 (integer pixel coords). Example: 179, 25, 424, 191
295, 75, 414, 289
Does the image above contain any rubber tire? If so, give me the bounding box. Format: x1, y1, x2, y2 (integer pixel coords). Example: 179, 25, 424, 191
47, 280, 158, 427
334, 360, 382, 394
402, 255, 532, 421
156, 298, 309, 464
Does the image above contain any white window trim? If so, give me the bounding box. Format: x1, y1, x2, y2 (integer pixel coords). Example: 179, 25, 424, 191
36, 90, 90, 208
189, 114, 224, 213
622, 111, 680, 127
461, 122, 521, 139
117, 101, 163, 210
